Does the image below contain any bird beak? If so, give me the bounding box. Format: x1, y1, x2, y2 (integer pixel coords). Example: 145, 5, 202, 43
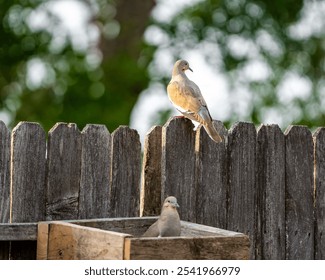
189, 67, 193, 72
175, 202, 180, 208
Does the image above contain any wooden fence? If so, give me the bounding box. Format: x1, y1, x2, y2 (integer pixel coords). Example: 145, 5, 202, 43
0, 117, 324, 260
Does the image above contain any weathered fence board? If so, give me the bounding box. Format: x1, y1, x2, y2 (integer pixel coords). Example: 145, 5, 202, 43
109, 126, 141, 217
195, 121, 227, 229
46, 123, 81, 220
256, 124, 285, 259
0, 118, 325, 260
285, 125, 314, 259
313, 128, 325, 260
161, 117, 197, 222
227, 122, 257, 259
10, 122, 46, 259
0, 121, 10, 260
79, 125, 111, 219
11, 122, 47, 222
140, 126, 162, 217
0, 121, 10, 223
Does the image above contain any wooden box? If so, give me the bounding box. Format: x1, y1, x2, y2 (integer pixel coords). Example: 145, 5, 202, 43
37, 217, 250, 260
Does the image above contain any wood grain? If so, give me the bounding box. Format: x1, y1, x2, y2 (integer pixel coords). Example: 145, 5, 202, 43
0, 121, 10, 260
162, 117, 196, 222
195, 121, 228, 229
46, 222, 131, 260
256, 124, 285, 259
313, 128, 325, 260
227, 122, 256, 259
11, 122, 47, 222
140, 126, 162, 217
110, 126, 141, 217
285, 125, 314, 259
125, 236, 250, 260
79, 124, 111, 219
46, 123, 81, 220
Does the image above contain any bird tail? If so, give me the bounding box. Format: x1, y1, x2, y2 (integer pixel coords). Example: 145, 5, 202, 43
203, 122, 222, 143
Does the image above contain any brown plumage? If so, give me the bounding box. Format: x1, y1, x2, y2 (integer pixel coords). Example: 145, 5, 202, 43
167, 59, 222, 143
142, 196, 181, 237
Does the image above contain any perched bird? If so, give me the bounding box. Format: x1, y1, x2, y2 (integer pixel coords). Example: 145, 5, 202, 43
167, 59, 222, 143
142, 196, 181, 237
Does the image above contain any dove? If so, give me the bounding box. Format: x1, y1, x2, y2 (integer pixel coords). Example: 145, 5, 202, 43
142, 196, 181, 237
167, 59, 222, 143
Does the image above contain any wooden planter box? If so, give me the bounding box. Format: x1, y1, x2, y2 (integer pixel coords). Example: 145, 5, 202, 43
37, 217, 249, 260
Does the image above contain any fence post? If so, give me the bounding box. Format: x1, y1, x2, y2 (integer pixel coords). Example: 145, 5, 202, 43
46, 123, 81, 220
161, 117, 196, 222
10, 122, 46, 259
79, 124, 111, 219
195, 121, 228, 229
285, 125, 314, 259
0, 121, 10, 259
227, 121, 257, 259
256, 124, 285, 259
313, 127, 325, 259
140, 126, 162, 217
109, 126, 141, 217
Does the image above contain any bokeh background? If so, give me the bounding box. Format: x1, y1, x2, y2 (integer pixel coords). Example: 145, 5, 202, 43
1, 0, 325, 141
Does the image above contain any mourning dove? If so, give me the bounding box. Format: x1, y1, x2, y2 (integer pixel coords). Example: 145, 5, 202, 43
142, 196, 181, 237
167, 59, 222, 143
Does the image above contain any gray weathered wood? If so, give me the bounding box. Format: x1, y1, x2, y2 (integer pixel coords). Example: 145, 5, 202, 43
285, 125, 314, 259
313, 128, 325, 260
195, 121, 227, 229
0, 121, 10, 260
227, 122, 256, 259
10, 122, 46, 260
0, 121, 10, 224
125, 236, 250, 260
79, 124, 111, 219
11, 122, 46, 222
256, 124, 285, 259
161, 117, 197, 222
140, 126, 162, 217
46, 123, 81, 220
109, 126, 141, 217
0, 223, 38, 241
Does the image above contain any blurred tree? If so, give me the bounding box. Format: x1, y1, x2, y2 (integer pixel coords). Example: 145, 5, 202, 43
149, 0, 325, 128
0, 0, 156, 131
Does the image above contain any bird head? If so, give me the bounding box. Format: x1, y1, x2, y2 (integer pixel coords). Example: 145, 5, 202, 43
175, 60, 193, 72
164, 196, 180, 209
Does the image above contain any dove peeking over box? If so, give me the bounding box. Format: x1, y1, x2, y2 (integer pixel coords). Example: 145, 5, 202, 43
142, 196, 181, 238
167, 60, 222, 143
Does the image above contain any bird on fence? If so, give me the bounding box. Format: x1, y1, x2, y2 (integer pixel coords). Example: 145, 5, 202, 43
167, 59, 222, 143
142, 196, 181, 237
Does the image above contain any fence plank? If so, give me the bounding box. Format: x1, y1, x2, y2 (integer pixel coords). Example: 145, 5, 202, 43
161, 117, 196, 222
0, 121, 10, 259
79, 124, 111, 219
0, 121, 10, 223
313, 128, 325, 260
46, 123, 81, 220
195, 121, 228, 229
256, 124, 285, 259
10, 122, 46, 259
140, 126, 162, 217
227, 122, 257, 259
110, 126, 141, 217
285, 125, 314, 259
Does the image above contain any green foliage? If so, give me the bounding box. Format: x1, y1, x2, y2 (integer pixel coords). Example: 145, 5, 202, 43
0, 0, 154, 131
151, 0, 325, 129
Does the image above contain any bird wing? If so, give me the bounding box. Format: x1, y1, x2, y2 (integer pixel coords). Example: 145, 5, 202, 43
167, 80, 214, 126
142, 220, 159, 237
167, 80, 207, 114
